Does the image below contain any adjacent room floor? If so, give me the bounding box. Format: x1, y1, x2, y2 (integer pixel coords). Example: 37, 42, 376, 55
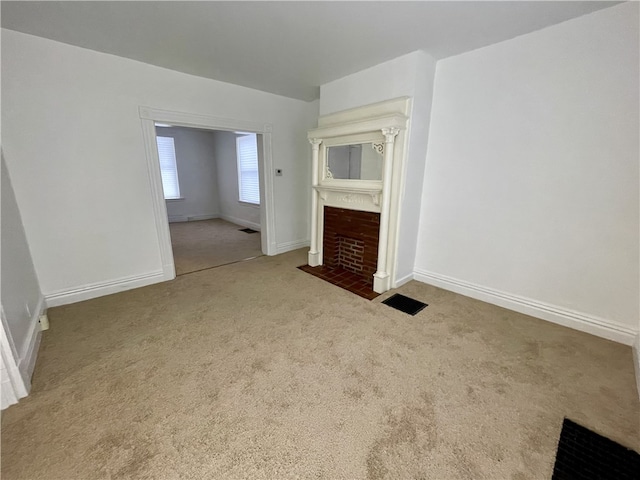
169, 218, 262, 275
2, 249, 638, 479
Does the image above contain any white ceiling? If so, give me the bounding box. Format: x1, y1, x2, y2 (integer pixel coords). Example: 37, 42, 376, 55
1, 1, 622, 101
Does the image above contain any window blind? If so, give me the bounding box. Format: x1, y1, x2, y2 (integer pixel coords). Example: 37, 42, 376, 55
236, 134, 260, 205
156, 136, 180, 199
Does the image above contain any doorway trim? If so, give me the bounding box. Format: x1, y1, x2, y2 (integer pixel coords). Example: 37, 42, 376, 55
139, 106, 276, 281
1, 307, 29, 409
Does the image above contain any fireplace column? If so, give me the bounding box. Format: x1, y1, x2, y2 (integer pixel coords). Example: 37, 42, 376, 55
308, 138, 322, 266
373, 127, 399, 293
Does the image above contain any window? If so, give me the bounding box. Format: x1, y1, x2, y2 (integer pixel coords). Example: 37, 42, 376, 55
156, 136, 180, 199
236, 133, 260, 205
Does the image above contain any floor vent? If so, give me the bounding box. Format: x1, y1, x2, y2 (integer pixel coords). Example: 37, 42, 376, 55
382, 294, 428, 315
553, 418, 640, 479
239, 228, 259, 234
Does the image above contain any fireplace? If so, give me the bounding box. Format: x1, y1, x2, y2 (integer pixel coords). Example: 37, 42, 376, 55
323, 207, 379, 284
302, 97, 410, 296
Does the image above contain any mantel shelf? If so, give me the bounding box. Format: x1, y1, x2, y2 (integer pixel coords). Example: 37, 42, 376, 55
307, 113, 408, 140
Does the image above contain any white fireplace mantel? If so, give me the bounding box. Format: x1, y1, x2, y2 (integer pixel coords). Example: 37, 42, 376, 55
306, 97, 410, 294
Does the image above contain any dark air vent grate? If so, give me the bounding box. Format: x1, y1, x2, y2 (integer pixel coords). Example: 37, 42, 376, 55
553, 418, 640, 480
382, 294, 428, 315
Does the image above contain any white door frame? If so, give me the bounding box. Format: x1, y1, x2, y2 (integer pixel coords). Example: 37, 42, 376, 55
139, 106, 276, 281
1, 306, 29, 409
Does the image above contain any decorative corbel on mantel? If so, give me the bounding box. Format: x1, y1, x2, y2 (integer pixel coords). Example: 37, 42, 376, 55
325, 166, 334, 179
373, 127, 400, 293
371, 143, 384, 155
308, 138, 323, 266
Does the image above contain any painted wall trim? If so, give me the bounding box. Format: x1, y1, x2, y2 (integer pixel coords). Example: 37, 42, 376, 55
633, 334, 640, 400
140, 115, 177, 281
276, 239, 310, 255
17, 294, 45, 388
187, 214, 219, 222
394, 272, 414, 288
168, 213, 220, 223
45, 271, 165, 308
413, 268, 637, 345
1, 306, 29, 409
219, 214, 261, 232
140, 106, 269, 134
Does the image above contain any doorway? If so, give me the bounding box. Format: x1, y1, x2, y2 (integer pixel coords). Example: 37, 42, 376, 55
139, 107, 276, 281
156, 125, 263, 275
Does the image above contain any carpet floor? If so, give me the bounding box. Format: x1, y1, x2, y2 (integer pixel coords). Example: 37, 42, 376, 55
1, 249, 638, 479
169, 218, 262, 275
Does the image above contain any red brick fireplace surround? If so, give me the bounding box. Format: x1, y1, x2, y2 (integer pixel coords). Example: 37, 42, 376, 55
299, 207, 381, 300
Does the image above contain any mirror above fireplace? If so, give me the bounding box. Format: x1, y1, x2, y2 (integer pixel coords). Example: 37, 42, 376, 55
326, 140, 384, 181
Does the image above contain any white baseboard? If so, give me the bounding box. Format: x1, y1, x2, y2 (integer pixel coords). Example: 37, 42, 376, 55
275, 239, 310, 255
219, 214, 261, 231
393, 272, 414, 288
633, 334, 640, 400
413, 268, 637, 346
169, 213, 259, 231
187, 214, 219, 221
17, 295, 45, 388
168, 213, 219, 223
45, 270, 166, 308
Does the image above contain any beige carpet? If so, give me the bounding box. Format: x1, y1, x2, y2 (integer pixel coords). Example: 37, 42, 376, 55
2, 249, 638, 479
169, 218, 262, 275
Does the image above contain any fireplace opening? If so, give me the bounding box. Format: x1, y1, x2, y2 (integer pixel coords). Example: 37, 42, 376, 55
323, 206, 379, 284
337, 236, 364, 274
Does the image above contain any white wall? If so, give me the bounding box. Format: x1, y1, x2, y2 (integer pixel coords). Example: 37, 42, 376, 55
415, 2, 639, 342
213, 131, 261, 230
320, 50, 437, 284
1, 29, 317, 301
1, 154, 43, 393
156, 126, 220, 223
320, 51, 425, 117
